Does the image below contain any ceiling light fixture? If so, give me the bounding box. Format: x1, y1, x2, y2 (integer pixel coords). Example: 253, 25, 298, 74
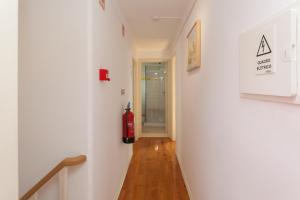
152, 16, 181, 22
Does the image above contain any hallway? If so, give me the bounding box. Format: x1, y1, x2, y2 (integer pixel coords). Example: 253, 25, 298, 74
118, 138, 189, 200
9, 0, 300, 199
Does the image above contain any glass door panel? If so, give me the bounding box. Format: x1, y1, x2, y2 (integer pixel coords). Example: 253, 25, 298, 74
141, 62, 167, 133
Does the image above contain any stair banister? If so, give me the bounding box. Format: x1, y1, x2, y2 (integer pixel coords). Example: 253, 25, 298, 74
20, 155, 87, 200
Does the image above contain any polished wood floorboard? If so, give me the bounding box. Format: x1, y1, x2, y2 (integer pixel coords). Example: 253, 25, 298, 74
118, 138, 190, 200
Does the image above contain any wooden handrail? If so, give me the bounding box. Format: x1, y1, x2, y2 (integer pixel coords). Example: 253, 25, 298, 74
20, 155, 87, 200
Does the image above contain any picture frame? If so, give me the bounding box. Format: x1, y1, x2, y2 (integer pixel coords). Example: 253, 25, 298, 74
187, 20, 201, 71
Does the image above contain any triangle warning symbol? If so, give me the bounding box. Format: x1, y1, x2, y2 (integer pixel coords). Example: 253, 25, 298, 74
256, 35, 272, 57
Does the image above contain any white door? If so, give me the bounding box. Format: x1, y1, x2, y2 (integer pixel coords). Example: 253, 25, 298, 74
141, 62, 168, 136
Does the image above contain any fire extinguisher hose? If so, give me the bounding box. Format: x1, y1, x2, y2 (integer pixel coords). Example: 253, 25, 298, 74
125, 109, 129, 139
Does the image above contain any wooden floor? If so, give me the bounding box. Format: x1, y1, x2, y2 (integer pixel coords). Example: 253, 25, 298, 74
118, 138, 190, 200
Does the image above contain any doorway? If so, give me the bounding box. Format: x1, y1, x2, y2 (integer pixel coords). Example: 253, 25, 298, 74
142, 62, 167, 134
133, 59, 175, 139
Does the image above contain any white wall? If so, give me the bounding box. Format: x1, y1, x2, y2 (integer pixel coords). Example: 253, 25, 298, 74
175, 0, 300, 200
137, 50, 171, 60
19, 0, 133, 199
0, 0, 19, 199
87, 0, 133, 199
19, 0, 89, 199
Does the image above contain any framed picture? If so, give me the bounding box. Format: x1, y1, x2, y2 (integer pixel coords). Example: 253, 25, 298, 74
187, 20, 201, 71
99, 0, 105, 10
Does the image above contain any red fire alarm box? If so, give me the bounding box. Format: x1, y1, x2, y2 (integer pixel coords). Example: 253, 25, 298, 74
99, 69, 110, 81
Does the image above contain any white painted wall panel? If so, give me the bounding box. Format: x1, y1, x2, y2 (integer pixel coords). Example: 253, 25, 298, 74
19, 0, 133, 199
175, 0, 300, 200
87, 0, 133, 199
0, 0, 19, 199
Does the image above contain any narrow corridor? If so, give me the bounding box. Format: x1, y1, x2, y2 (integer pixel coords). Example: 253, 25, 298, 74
118, 138, 189, 200
11, 0, 300, 200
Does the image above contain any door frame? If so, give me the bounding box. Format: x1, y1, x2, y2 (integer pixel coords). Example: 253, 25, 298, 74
133, 58, 174, 139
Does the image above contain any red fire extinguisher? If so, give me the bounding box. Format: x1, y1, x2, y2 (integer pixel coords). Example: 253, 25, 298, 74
123, 102, 135, 144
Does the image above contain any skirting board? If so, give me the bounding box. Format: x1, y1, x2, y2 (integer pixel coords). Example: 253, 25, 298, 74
140, 133, 170, 138
114, 148, 133, 200
176, 155, 194, 200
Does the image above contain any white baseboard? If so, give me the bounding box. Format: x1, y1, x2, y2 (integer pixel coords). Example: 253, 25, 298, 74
140, 133, 170, 138
114, 149, 133, 200
177, 155, 194, 200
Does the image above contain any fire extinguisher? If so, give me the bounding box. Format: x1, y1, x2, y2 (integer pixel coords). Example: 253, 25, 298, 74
123, 102, 135, 144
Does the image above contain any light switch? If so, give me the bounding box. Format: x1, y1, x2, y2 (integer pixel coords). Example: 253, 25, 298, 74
121, 89, 126, 95
281, 44, 296, 62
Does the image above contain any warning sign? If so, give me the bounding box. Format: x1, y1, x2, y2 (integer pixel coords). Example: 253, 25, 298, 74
257, 35, 272, 57
255, 32, 274, 75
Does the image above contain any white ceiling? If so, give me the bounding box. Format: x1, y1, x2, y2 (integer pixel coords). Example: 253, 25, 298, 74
118, 0, 195, 52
